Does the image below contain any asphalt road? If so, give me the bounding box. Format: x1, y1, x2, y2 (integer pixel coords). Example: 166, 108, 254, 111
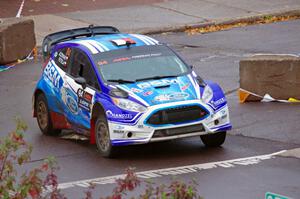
1, 20, 300, 198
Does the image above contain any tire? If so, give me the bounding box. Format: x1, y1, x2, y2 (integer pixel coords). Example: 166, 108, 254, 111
95, 116, 116, 158
200, 131, 226, 147
35, 94, 61, 136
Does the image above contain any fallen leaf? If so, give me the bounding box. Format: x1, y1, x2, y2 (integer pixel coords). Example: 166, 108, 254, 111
185, 15, 300, 35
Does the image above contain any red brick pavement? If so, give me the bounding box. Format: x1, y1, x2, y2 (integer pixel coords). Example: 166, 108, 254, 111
0, 0, 166, 18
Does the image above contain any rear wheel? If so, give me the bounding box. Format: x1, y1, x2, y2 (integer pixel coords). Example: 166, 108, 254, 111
95, 116, 116, 158
35, 94, 61, 136
200, 131, 226, 147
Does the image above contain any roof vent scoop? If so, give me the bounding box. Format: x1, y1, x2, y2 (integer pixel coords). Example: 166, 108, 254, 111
111, 38, 136, 47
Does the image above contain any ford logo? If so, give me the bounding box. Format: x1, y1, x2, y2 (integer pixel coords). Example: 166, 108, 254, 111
66, 95, 78, 114
168, 92, 189, 100
154, 92, 189, 102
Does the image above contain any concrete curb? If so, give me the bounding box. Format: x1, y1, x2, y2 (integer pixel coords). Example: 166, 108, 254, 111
137, 9, 300, 35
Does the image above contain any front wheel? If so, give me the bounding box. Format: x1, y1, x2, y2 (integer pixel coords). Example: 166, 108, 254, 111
95, 116, 116, 158
200, 131, 226, 147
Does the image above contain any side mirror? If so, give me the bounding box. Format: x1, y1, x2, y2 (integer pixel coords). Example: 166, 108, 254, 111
196, 76, 206, 87
74, 77, 87, 89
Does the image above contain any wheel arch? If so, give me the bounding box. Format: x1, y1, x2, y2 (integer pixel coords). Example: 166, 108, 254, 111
33, 89, 45, 117
90, 102, 106, 144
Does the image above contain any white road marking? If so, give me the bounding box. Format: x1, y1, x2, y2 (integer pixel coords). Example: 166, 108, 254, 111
16, 0, 25, 18
57, 150, 286, 190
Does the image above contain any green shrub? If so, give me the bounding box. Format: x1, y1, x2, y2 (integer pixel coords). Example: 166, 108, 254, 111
1, 119, 202, 199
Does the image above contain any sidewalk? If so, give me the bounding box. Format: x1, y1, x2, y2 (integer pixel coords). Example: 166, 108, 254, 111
26, 0, 300, 46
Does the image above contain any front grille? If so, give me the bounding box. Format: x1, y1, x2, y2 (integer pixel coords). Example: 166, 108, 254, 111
152, 124, 204, 138
146, 105, 208, 125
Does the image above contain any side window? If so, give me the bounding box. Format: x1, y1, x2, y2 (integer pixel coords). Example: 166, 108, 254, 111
69, 49, 100, 90
53, 47, 72, 72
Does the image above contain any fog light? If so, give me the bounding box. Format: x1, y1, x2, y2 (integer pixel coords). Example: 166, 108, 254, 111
127, 132, 133, 138
214, 119, 219, 125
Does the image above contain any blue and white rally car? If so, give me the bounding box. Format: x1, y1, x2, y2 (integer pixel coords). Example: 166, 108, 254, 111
33, 26, 231, 157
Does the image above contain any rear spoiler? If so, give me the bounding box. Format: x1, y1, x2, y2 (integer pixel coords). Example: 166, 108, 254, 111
42, 25, 120, 60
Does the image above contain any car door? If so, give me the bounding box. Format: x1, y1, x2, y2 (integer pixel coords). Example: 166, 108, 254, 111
61, 48, 100, 131
47, 47, 72, 115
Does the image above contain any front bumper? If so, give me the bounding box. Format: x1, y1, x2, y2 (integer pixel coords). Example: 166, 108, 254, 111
108, 100, 232, 146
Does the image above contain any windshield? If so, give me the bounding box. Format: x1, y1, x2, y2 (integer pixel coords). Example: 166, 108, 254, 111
94, 45, 189, 83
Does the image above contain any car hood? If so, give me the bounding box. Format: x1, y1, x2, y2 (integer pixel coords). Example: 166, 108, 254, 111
116, 74, 200, 106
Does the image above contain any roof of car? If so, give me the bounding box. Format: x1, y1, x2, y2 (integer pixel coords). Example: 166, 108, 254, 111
62, 33, 160, 54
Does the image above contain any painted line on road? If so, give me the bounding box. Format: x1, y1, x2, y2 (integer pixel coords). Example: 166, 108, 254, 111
57, 150, 286, 190
16, 0, 26, 18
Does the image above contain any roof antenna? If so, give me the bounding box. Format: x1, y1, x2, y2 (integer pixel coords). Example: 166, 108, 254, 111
126, 40, 131, 48
89, 24, 95, 36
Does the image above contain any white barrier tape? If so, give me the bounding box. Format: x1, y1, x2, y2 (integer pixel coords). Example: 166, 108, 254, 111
16, 0, 26, 18
239, 88, 300, 103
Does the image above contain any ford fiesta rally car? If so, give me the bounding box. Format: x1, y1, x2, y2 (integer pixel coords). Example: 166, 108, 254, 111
33, 26, 232, 157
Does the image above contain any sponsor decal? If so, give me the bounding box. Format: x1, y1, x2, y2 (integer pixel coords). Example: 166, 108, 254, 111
113, 130, 125, 134
54, 48, 71, 68
181, 83, 190, 91
137, 79, 178, 89
113, 57, 130, 63
154, 94, 169, 102
131, 88, 143, 93
66, 95, 78, 114
221, 109, 226, 115
44, 62, 62, 89
98, 52, 162, 67
58, 51, 68, 66
61, 87, 78, 114
212, 97, 226, 106
106, 110, 133, 120
131, 53, 161, 59
77, 88, 93, 112
143, 90, 153, 96
154, 92, 189, 102
115, 125, 125, 130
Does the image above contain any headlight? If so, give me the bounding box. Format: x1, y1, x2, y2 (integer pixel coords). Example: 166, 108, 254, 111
202, 85, 213, 103
112, 98, 147, 112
